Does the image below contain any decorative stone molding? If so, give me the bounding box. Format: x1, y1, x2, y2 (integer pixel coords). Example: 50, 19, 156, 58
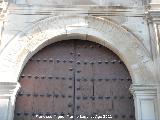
8, 4, 145, 17
130, 84, 159, 120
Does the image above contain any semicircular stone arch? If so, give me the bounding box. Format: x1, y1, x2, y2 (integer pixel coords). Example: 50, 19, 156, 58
0, 15, 154, 84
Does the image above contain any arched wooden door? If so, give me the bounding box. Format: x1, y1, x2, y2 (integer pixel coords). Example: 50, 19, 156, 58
14, 40, 135, 120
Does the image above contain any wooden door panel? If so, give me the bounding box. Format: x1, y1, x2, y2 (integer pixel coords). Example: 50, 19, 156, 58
14, 40, 135, 120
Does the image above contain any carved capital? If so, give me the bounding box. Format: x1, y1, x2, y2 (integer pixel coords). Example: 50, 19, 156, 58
0, 82, 20, 97
130, 84, 158, 96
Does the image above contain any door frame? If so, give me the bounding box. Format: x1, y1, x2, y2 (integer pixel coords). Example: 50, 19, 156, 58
0, 15, 158, 120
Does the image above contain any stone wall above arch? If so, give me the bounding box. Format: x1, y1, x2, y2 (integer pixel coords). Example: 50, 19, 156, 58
13, 0, 143, 6
0, 15, 154, 84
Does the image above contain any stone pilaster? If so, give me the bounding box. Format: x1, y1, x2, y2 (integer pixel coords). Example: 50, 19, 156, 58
130, 84, 159, 120
0, 82, 20, 120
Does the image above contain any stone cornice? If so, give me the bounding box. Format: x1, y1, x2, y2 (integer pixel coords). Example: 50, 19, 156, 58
8, 4, 145, 17
147, 10, 160, 23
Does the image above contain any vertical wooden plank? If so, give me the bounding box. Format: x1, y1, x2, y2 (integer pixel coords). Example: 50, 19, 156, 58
74, 40, 135, 120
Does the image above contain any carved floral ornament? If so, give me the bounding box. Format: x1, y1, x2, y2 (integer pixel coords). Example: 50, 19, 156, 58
0, 15, 153, 83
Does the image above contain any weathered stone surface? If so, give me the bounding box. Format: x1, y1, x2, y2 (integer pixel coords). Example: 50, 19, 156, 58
0, 15, 153, 84
14, 0, 143, 6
